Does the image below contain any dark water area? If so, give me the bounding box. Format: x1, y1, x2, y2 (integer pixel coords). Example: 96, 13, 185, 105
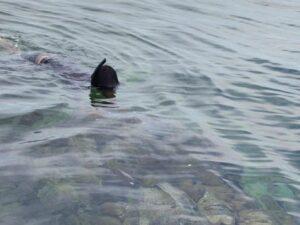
0, 0, 299, 224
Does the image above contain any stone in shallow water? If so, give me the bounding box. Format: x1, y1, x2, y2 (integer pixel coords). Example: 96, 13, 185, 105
146, 183, 210, 225
139, 187, 183, 224
260, 195, 295, 225
208, 184, 256, 212
197, 170, 225, 187
241, 175, 296, 225
157, 182, 197, 214
177, 215, 211, 225
96, 216, 122, 225
179, 179, 206, 202
123, 217, 139, 225
141, 177, 159, 187
206, 214, 233, 225
197, 191, 234, 225
142, 187, 174, 206
140, 217, 151, 225
208, 184, 235, 202
70, 174, 102, 186
239, 210, 273, 225
99, 202, 126, 220
64, 214, 122, 225
37, 181, 79, 212
149, 215, 207, 225
0, 202, 22, 221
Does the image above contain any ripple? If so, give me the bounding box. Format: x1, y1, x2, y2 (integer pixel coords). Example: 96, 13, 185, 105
264, 65, 300, 76
1, 0, 300, 224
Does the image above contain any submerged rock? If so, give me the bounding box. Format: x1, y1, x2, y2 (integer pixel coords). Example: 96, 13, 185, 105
260, 195, 295, 225
239, 210, 273, 225
0, 202, 22, 220
179, 179, 206, 203
138, 187, 195, 225
140, 177, 159, 188
37, 181, 79, 212
96, 216, 122, 225
152, 183, 211, 225
197, 170, 224, 187
241, 172, 297, 225
142, 187, 174, 206
139, 217, 151, 225
123, 217, 139, 225
148, 214, 207, 225
63, 213, 122, 225
177, 215, 211, 225
157, 182, 197, 215
99, 202, 126, 220
197, 191, 235, 225
208, 184, 256, 212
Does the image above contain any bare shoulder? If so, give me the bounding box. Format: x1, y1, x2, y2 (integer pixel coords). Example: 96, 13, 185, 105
0, 36, 20, 54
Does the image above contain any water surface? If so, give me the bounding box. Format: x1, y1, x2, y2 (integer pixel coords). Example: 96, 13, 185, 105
0, 0, 299, 224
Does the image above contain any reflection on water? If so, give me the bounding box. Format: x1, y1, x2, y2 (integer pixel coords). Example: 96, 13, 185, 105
89, 87, 117, 107
0, 0, 300, 224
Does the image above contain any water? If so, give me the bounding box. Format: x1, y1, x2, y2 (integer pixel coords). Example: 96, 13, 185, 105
0, 0, 299, 224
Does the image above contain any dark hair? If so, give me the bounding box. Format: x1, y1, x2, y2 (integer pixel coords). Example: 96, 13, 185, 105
91, 58, 119, 90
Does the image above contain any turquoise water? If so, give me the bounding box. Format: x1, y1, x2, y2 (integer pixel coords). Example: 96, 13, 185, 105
0, 0, 299, 224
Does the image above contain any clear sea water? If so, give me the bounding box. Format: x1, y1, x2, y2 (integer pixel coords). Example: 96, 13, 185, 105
0, 0, 299, 224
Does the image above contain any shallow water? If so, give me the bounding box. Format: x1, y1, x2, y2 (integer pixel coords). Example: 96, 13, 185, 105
0, 0, 299, 224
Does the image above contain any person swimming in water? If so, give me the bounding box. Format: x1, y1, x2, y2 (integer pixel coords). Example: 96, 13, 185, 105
28, 53, 119, 92
0, 37, 119, 93
31, 53, 120, 105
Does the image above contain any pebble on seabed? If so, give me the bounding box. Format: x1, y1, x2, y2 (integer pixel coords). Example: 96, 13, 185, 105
239, 210, 273, 225
179, 179, 206, 202
197, 191, 235, 225
99, 202, 126, 220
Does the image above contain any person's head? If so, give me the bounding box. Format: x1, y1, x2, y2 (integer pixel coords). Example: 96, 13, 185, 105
91, 58, 119, 90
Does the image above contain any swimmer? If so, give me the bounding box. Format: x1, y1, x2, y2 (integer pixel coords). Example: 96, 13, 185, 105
0, 37, 119, 91
28, 53, 119, 91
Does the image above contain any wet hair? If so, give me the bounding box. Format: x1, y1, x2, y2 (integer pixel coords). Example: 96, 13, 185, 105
91, 58, 119, 90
